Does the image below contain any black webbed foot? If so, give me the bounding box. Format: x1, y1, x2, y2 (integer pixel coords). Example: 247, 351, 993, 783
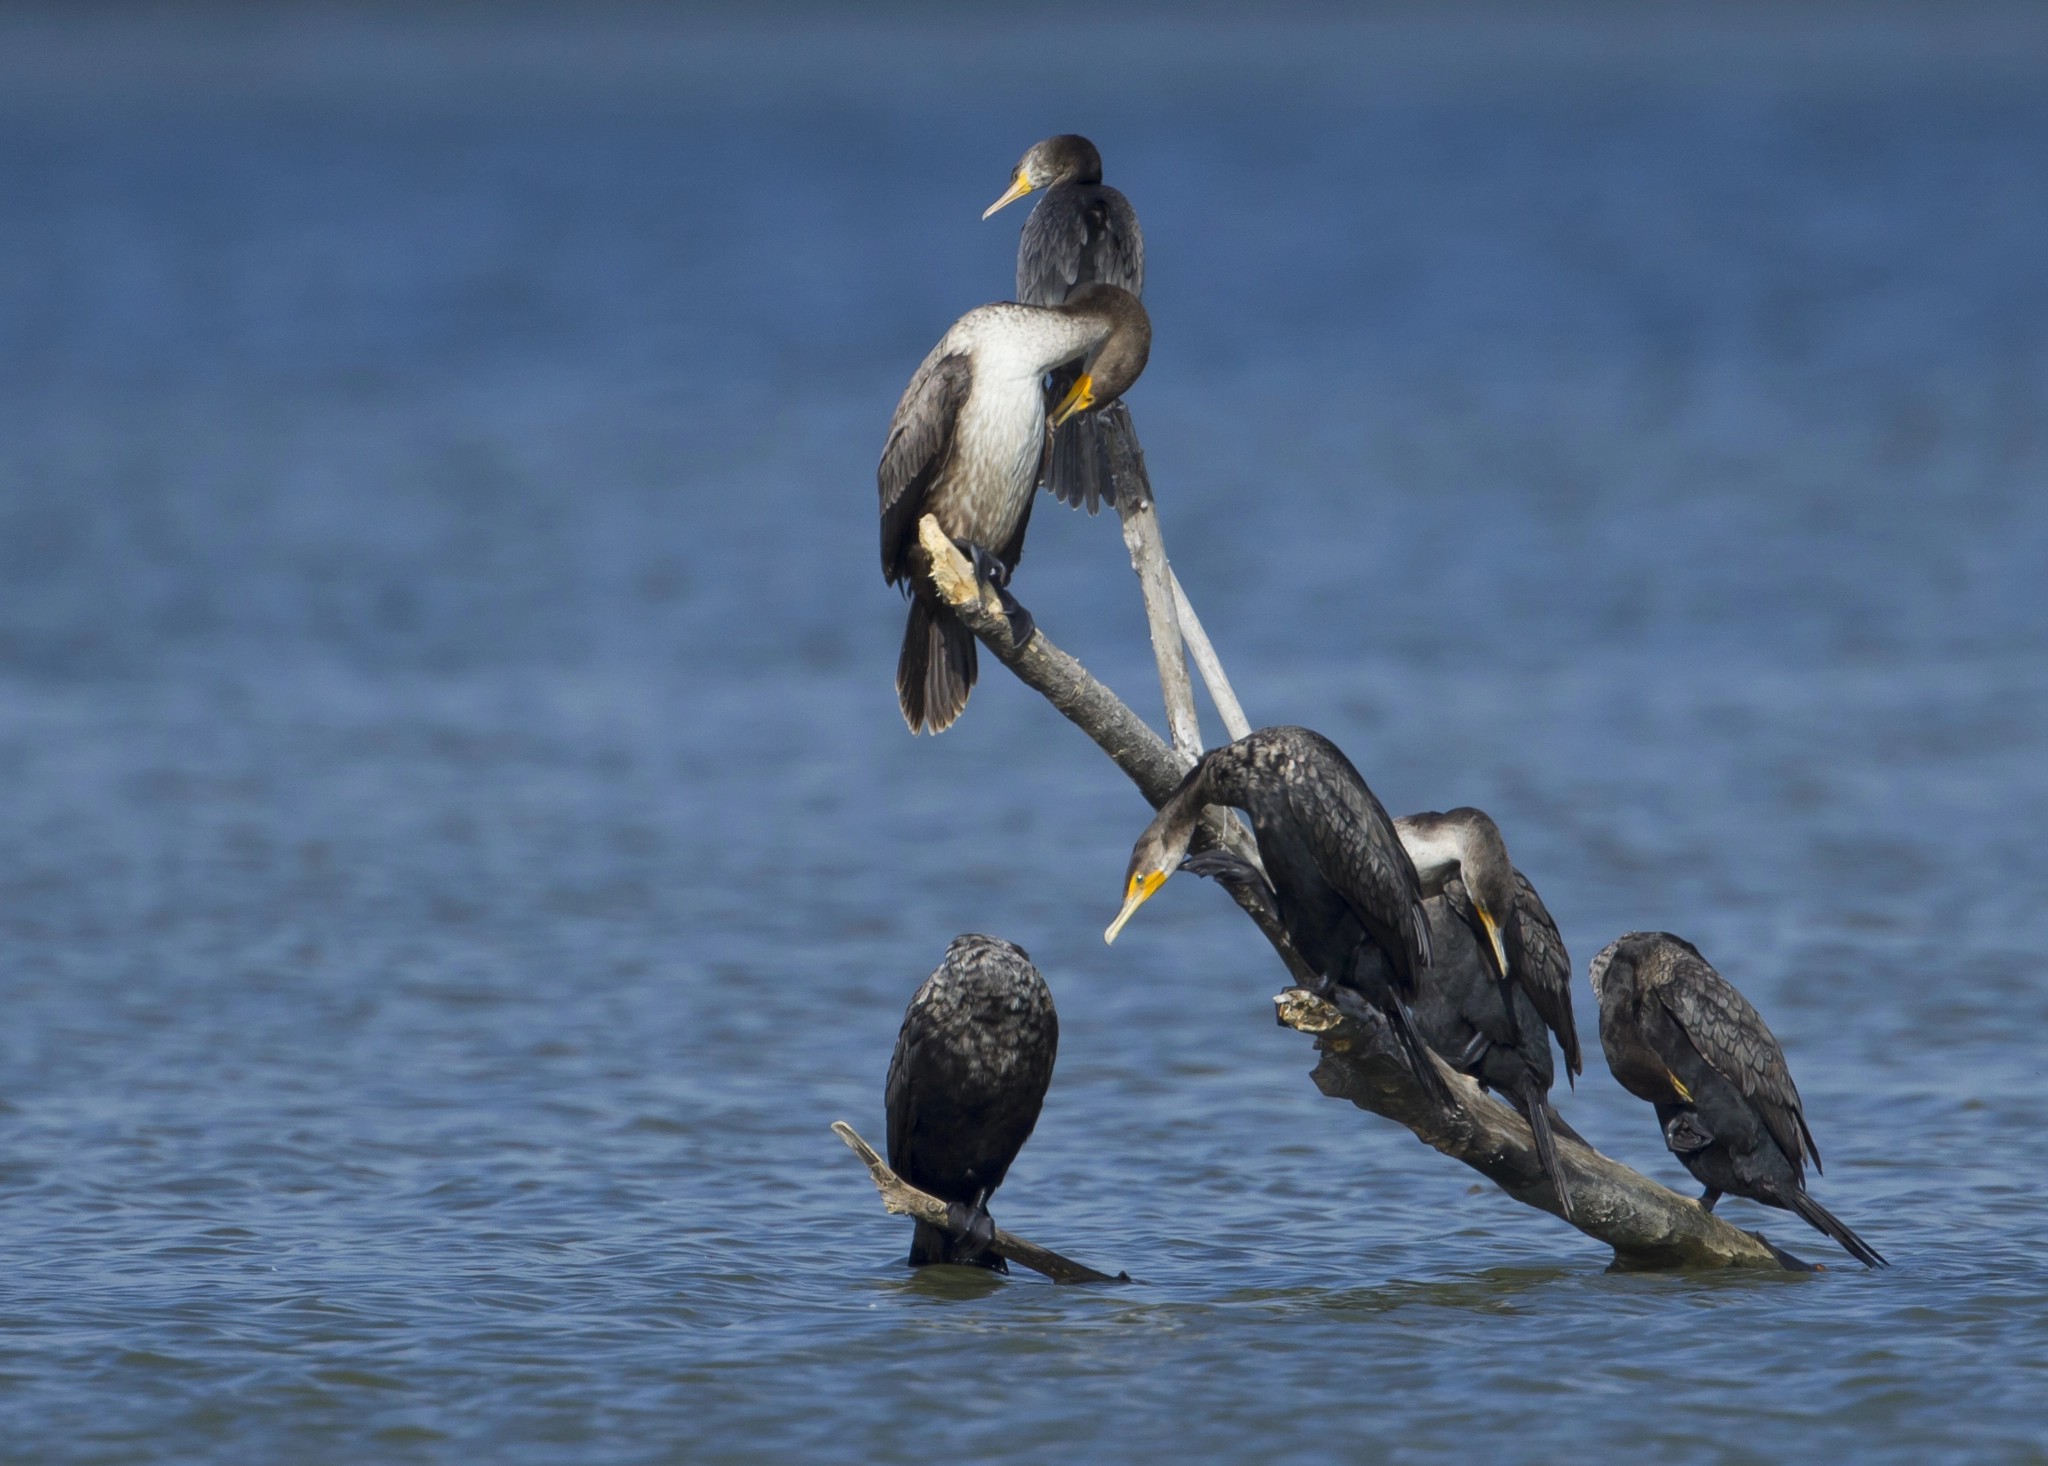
1181, 850, 1279, 918
953, 541, 1035, 645
958, 540, 1011, 588
944, 1193, 997, 1266
1698, 1187, 1723, 1214
993, 587, 1035, 646
1662, 1109, 1714, 1156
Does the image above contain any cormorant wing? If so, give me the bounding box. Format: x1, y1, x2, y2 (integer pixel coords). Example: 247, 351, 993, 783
1507, 870, 1582, 1079
878, 350, 973, 584
883, 1026, 917, 1176
1017, 186, 1145, 305
1655, 952, 1813, 1173
1286, 731, 1433, 981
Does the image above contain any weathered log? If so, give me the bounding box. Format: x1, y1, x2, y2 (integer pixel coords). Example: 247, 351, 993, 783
914, 514, 1803, 1270
1274, 989, 1803, 1270
831, 1121, 1130, 1285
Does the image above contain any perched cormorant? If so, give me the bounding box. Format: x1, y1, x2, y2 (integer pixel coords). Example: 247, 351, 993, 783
885, 934, 1059, 1271
1589, 931, 1887, 1268
1395, 808, 1583, 1215
983, 134, 1146, 514
1103, 727, 1453, 1107
880, 284, 1152, 733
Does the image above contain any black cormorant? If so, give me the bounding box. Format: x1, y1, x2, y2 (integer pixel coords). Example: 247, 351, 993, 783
1103, 727, 1452, 1107
1589, 931, 1887, 1267
1395, 808, 1583, 1215
886, 934, 1059, 1271
880, 284, 1151, 733
983, 134, 1145, 514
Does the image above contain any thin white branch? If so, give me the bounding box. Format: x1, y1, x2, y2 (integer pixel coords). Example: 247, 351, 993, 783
1170, 570, 1252, 743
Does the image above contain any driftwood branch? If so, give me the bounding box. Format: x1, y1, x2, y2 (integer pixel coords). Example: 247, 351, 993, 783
1273, 990, 1802, 1270
916, 515, 1259, 875
1104, 406, 1204, 763
831, 1121, 1130, 1285
1170, 569, 1252, 743
920, 505, 1803, 1271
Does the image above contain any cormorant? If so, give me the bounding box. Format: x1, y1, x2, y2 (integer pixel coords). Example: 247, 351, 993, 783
983, 134, 1145, 514
885, 934, 1059, 1271
1395, 808, 1583, 1215
880, 284, 1151, 733
1589, 931, 1887, 1268
1103, 727, 1453, 1107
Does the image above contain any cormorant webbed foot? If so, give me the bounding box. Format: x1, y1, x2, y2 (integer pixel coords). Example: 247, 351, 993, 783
1698, 1187, 1722, 1213
955, 541, 1035, 644
1180, 850, 1279, 920
944, 1191, 997, 1266
1662, 1110, 1715, 1156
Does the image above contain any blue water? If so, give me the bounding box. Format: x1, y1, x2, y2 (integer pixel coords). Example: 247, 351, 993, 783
2, 7, 2046, 1462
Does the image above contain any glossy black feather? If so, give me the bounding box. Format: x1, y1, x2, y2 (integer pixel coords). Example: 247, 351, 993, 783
1590, 932, 1886, 1267
885, 935, 1058, 1270
1181, 728, 1449, 1105
1016, 174, 1145, 513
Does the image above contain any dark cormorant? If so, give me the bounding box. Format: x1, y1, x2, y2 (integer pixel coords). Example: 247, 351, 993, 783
1589, 931, 1887, 1268
983, 134, 1145, 514
885, 934, 1059, 1271
1103, 727, 1452, 1107
1395, 808, 1583, 1215
880, 284, 1152, 733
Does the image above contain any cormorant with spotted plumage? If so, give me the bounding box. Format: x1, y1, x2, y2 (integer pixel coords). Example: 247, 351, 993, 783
1102, 727, 1453, 1107
880, 284, 1151, 733
1395, 808, 1583, 1217
1589, 931, 1886, 1267
886, 934, 1059, 1271
983, 134, 1146, 514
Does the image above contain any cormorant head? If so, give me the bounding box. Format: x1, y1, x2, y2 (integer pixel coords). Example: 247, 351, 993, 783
982, 134, 1104, 218
1105, 760, 1207, 944
1050, 284, 1151, 426
1396, 807, 1515, 981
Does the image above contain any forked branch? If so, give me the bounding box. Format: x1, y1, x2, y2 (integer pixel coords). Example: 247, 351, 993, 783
831, 1121, 1130, 1285
915, 514, 1801, 1270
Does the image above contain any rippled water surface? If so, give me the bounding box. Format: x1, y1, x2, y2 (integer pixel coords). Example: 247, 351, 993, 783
3, 8, 2047, 1462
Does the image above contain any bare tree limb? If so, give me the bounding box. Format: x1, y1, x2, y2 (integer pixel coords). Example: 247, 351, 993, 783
1273, 990, 1803, 1270
916, 515, 1258, 875
1171, 570, 1252, 743
1104, 409, 1203, 763
915, 515, 1801, 1271
831, 1121, 1130, 1285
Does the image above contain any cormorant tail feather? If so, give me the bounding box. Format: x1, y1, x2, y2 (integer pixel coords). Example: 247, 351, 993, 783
1043, 365, 1114, 513
1786, 1189, 1888, 1269
897, 598, 976, 735
1385, 998, 1457, 1111
1522, 1090, 1572, 1220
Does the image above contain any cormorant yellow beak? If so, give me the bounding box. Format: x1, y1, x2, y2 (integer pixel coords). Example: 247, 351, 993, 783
1475, 904, 1509, 982
1051, 373, 1096, 426
983, 171, 1033, 219
1666, 1070, 1693, 1103
1104, 870, 1168, 944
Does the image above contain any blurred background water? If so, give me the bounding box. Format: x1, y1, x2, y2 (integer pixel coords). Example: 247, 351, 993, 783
2, 4, 2046, 1461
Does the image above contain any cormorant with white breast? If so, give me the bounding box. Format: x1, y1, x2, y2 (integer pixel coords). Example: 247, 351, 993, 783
1103, 727, 1453, 1107
880, 284, 1151, 733
983, 134, 1145, 514
1589, 931, 1887, 1267
1395, 808, 1583, 1216
886, 934, 1059, 1270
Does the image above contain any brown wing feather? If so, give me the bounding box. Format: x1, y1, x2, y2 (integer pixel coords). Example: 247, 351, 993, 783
1655, 952, 1811, 1171
878, 351, 972, 585
1286, 730, 1431, 987
1506, 870, 1581, 1078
